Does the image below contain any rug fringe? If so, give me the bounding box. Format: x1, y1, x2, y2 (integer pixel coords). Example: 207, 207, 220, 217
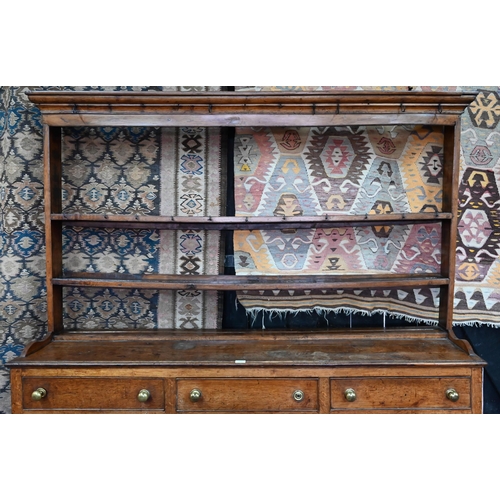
243, 305, 500, 329
243, 305, 439, 327
453, 320, 500, 329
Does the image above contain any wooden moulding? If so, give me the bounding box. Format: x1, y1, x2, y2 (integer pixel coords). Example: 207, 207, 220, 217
27, 91, 476, 114
17, 366, 484, 381
27, 91, 476, 127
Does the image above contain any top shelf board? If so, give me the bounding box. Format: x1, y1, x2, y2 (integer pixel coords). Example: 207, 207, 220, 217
28, 91, 477, 128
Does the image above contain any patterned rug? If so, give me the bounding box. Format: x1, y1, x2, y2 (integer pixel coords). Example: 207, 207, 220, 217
58, 92, 223, 331
158, 126, 224, 329
234, 87, 500, 327
234, 124, 445, 324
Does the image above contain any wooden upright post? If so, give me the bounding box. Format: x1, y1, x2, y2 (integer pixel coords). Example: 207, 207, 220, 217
44, 125, 63, 333
439, 119, 461, 332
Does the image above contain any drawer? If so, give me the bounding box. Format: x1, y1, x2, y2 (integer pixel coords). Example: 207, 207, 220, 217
331, 377, 471, 410
177, 378, 318, 412
22, 377, 165, 411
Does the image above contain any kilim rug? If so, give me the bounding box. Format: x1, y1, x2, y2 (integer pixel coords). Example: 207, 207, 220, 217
234, 86, 500, 327
234, 124, 445, 324
158, 126, 224, 329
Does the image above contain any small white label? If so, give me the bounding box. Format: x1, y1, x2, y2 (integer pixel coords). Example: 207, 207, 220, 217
235, 360, 247, 364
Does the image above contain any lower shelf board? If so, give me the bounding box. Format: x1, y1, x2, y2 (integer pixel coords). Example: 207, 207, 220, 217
7, 329, 485, 414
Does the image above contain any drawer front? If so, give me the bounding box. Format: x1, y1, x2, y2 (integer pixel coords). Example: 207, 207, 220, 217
331, 377, 471, 410
23, 377, 165, 411
177, 378, 318, 412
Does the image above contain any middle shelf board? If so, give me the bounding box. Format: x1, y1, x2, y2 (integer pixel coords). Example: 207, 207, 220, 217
54, 273, 450, 291
52, 213, 453, 231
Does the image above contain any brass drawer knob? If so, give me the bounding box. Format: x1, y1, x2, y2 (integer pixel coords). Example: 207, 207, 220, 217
293, 390, 304, 402
137, 389, 151, 402
190, 389, 202, 402
344, 388, 357, 402
31, 388, 47, 401
446, 388, 459, 402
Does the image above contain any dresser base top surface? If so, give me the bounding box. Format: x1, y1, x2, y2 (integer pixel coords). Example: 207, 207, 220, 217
8, 328, 485, 368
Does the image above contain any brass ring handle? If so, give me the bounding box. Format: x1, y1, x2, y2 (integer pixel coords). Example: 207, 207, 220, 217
31, 388, 47, 401
293, 390, 304, 402
190, 389, 202, 402
137, 389, 151, 402
446, 388, 459, 402
344, 388, 357, 402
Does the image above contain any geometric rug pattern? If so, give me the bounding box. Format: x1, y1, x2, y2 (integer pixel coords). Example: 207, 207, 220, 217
234, 124, 445, 324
